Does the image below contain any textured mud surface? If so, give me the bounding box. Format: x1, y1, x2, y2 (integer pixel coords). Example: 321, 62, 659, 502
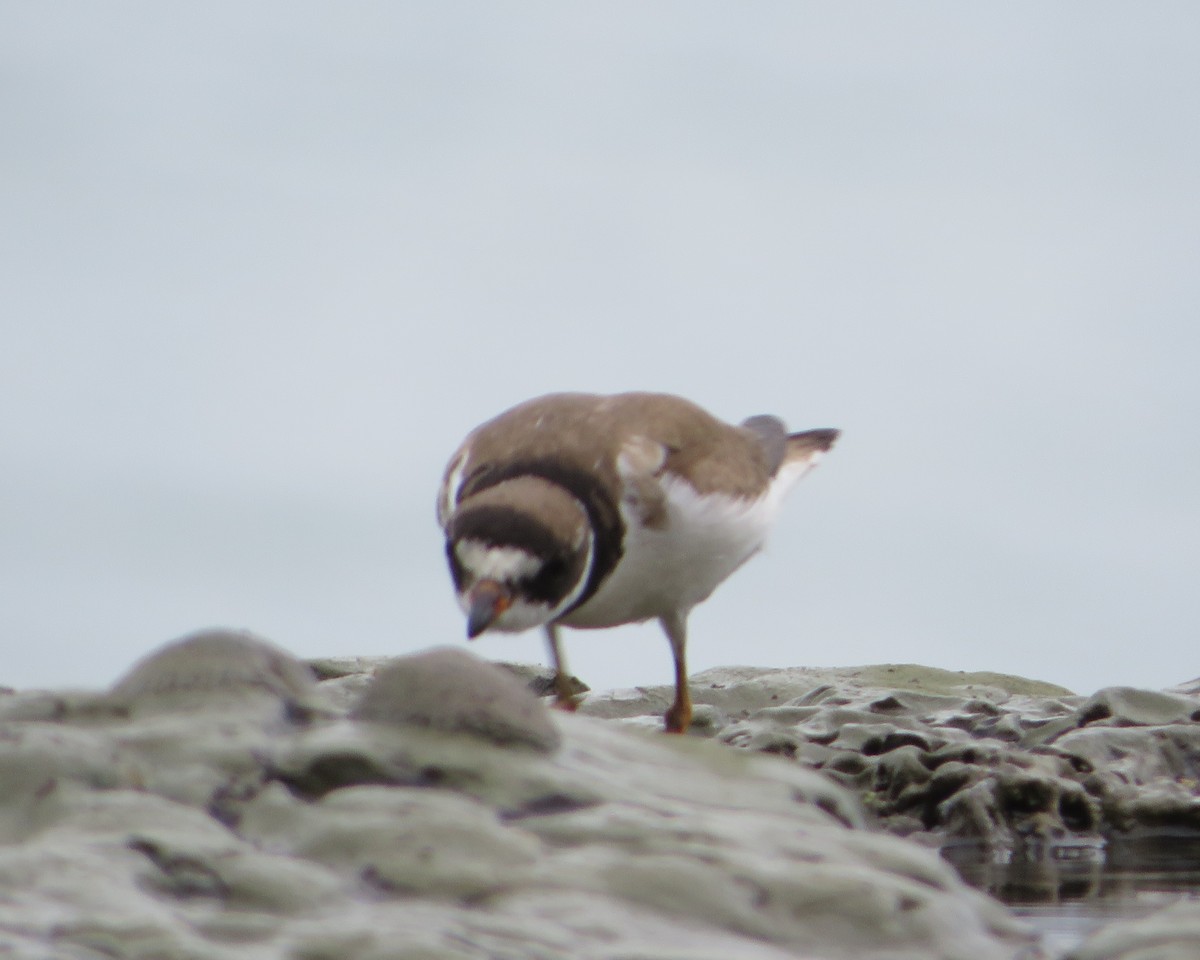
4, 630, 1199, 959
583, 663, 1200, 857
0, 631, 1034, 960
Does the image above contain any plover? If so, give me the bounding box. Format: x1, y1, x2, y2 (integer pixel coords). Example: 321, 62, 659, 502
437, 392, 837, 732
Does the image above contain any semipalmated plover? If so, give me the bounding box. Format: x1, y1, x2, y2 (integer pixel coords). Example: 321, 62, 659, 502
438, 392, 837, 732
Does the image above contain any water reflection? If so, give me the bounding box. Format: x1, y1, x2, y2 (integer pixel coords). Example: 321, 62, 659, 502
945, 833, 1200, 955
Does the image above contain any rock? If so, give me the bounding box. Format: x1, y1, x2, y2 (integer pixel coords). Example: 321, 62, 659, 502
1075, 686, 1200, 727
0, 636, 1038, 960
1165, 676, 1200, 696
306, 656, 384, 681
1054, 724, 1200, 832
351, 647, 561, 753
582, 662, 1200, 859
111, 627, 321, 716
260, 712, 1029, 959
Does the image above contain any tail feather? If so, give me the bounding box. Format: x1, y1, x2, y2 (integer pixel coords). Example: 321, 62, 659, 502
784, 428, 840, 467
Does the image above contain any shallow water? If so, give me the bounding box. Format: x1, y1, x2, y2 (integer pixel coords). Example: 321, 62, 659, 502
947, 834, 1200, 955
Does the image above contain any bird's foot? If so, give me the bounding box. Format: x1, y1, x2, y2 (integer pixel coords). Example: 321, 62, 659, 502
663, 699, 692, 734
552, 674, 582, 712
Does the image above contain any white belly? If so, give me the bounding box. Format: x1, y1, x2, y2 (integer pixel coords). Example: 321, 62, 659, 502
561, 468, 798, 629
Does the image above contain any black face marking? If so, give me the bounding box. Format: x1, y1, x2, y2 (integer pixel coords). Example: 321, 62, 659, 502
523, 554, 576, 606
457, 458, 624, 614
446, 539, 467, 593
448, 504, 586, 607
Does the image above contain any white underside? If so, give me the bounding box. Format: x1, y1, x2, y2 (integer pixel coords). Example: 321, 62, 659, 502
561, 455, 819, 629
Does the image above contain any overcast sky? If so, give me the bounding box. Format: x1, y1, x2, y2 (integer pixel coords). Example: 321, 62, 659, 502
3, 3, 1198, 697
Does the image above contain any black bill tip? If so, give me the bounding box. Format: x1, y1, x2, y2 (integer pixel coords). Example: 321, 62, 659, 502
466, 579, 510, 638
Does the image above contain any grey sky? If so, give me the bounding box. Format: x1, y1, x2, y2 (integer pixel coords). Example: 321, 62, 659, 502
3, 3, 1198, 695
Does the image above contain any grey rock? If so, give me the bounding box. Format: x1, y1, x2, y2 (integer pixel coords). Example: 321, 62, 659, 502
111, 627, 320, 715
1165, 675, 1200, 696
0, 635, 1041, 960
583, 662, 1200, 860
1055, 724, 1200, 831
351, 647, 562, 753
306, 656, 386, 681
258, 711, 1029, 959
1075, 686, 1200, 727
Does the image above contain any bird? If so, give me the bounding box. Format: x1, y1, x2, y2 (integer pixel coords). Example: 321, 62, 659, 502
437, 391, 838, 733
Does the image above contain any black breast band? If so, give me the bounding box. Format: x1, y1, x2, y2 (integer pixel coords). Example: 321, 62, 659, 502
459, 458, 625, 614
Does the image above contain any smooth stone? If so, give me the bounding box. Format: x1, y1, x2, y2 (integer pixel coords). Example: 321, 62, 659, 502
351, 647, 561, 753
110, 627, 320, 714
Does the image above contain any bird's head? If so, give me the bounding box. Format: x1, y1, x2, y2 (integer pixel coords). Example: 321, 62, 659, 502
444, 477, 593, 638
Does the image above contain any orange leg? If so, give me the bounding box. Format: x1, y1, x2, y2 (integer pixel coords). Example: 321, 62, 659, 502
661, 612, 692, 733
544, 623, 580, 712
